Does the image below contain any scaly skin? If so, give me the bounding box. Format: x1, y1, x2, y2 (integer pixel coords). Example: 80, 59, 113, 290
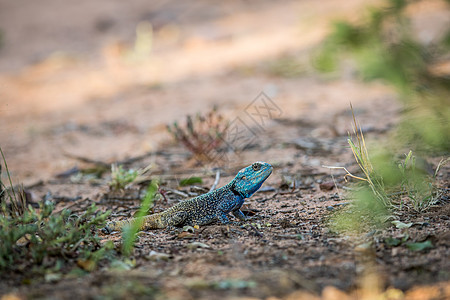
103, 162, 272, 233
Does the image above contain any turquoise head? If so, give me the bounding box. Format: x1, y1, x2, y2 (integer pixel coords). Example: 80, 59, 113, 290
230, 162, 272, 198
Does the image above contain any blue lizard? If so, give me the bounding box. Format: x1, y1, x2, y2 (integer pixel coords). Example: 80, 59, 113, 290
103, 161, 272, 232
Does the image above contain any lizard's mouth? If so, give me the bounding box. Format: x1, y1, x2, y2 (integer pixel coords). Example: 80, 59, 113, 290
255, 165, 273, 182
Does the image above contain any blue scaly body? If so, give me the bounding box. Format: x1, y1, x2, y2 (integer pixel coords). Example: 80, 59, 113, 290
103, 162, 272, 232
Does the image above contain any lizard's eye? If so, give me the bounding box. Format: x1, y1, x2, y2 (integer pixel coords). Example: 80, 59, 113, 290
252, 163, 261, 171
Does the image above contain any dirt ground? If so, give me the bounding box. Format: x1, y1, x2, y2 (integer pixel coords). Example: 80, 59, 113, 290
0, 0, 449, 299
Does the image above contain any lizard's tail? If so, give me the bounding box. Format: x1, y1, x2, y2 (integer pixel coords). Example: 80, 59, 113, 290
102, 213, 165, 234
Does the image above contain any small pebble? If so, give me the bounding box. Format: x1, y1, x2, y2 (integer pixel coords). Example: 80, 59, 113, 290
186, 242, 211, 250
146, 250, 171, 261
319, 181, 335, 191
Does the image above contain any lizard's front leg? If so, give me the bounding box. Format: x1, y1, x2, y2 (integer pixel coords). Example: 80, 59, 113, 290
218, 211, 245, 225
217, 212, 230, 224
232, 209, 246, 221
217, 193, 244, 224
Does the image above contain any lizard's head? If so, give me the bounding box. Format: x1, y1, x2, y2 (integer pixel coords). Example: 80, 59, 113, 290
231, 162, 272, 198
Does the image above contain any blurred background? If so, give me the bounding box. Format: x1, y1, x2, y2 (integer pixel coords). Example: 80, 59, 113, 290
0, 2, 449, 298
0, 0, 448, 183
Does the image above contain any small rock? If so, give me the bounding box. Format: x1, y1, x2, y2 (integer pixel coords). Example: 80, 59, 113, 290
182, 225, 196, 233
320, 181, 335, 191
146, 250, 171, 261
110, 258, 136, 270
186, 242, 211, 250
326, 206, 334, 211
392, 247, 400, 256
45, 273, 62, 282
392, 220, 413, 229
354, 242, 373, 254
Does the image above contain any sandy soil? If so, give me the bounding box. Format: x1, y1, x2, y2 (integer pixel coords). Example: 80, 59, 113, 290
0, 0, 449, 299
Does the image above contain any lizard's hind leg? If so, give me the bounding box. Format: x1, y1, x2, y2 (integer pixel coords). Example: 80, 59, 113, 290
164, 211, 188, 227
191, 214, 217, 226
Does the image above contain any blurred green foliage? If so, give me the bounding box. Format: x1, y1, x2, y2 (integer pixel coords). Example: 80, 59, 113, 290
330, 114, 442, 234
332, 188, 388, 233
315, 0, 450, 151
179, 176, 203, 186
318, 0, 449, 233
0, 147, 114, 274
0, 197, 113, 273
121, 180, 158, 256
330, 148, 441, 233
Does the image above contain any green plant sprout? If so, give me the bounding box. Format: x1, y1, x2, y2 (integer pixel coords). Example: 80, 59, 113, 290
326, 107, 445, 233
0, 147, 113, 273
397, 150, 442, 211
109, 164, 152, 191
314, 0, 450, 151
122, 180, 158, 256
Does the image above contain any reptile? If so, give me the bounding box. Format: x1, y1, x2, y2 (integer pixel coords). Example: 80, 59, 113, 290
102, 161, 272, 233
